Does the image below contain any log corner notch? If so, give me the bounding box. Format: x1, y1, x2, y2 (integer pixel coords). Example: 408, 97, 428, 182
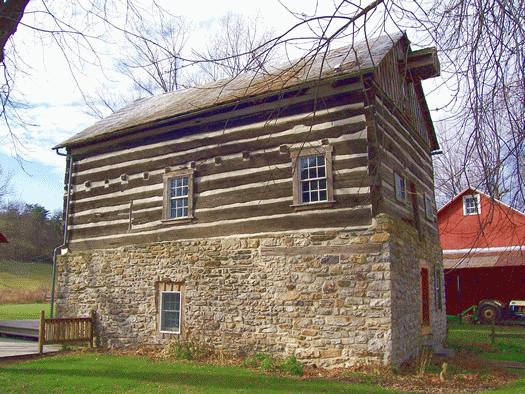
404, 47, 441, 82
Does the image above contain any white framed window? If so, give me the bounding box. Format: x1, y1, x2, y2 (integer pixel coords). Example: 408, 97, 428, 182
394, 172, 407, 202
299, 155, 328, 203
170, 176, 189, 218
424, 192, 434, 220
463, 194, 480, 215
290, 145, 334, 209
163, 169, 194, 221
160, 291, 181, 333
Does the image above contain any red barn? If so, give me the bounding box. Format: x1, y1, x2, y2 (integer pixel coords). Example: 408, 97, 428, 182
0, 232, 7, 243
438, 188, 525, 315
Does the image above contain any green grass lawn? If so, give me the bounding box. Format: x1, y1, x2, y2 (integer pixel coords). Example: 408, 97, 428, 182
447, 321, 525, 363
447, 321, 525, 393
0, 303, 50, 320
0, 260, 51, 290
0, 353, 399, 393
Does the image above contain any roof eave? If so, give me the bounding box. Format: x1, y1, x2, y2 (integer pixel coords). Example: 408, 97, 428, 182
54, 68, 376, 150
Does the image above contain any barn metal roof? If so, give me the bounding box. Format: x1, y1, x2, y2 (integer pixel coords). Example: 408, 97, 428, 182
55, 32, 405, 149
443, 251, 525, 269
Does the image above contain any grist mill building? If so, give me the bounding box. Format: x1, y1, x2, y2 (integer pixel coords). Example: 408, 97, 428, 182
54, 32, 446, 367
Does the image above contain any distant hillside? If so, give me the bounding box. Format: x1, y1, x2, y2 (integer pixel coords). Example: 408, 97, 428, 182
0, 260, 51, 304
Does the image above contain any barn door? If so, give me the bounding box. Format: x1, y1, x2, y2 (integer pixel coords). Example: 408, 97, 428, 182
420, 267, 431, 327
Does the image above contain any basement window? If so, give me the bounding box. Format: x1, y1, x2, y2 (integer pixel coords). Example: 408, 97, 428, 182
394, 172, 407, 202
463, 194, 480, 215
290, 145, 334, 209
163, 169, 194, 221
159, 291, 181, 334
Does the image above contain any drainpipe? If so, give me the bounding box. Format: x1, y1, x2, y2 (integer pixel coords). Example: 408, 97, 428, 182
50, 148, 73, 318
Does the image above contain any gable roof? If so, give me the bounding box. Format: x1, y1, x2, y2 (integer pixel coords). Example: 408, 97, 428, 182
56, 32, 436, 150
437, 186, 525, 219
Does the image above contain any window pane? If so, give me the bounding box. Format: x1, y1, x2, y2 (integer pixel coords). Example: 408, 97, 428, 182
162, 292, 180, 310
311, 190, 319, 202
308, 156, 316, 167
302, 192, 310, 203
319, 179, 326, 190
318, 166, 325, 178
320, 190, 327, 201
161, 311, 180, 331
299, 157, 308, 170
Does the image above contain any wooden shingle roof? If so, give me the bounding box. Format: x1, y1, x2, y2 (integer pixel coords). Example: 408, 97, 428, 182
55, 33, 406, 149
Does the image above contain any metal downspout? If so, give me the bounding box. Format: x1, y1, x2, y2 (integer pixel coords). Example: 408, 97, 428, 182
50, 149, 73, 318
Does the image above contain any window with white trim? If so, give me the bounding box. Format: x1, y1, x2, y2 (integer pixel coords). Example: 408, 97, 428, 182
463, 194, 480, 215
394, 172, 407, 202
290, 146, 334, 208
170, 176, 189, 218
424, 192, 434, 220
163, 169, 194, 221
160, 291, 181, 333
299, 155, 327, 203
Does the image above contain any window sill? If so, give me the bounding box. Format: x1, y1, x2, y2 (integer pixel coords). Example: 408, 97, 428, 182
161, 216, 194, 225
159, 330, 181, 335
290, 200, 335, 211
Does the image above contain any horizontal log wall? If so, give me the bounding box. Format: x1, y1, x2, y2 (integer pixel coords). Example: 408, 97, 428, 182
67, 80, 373, 250
374, 39, 430, 146
374, 96, 438, 239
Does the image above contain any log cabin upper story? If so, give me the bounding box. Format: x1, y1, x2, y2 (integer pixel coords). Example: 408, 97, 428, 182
55, 32, 441, 251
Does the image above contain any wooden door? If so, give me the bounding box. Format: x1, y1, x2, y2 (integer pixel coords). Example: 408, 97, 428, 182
420, 267, 430, 326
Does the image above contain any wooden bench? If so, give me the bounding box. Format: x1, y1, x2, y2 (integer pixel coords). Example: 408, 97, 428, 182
38, 310, 95, 353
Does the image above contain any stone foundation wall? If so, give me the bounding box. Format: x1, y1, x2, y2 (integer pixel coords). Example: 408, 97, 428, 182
56, 215, 445, 368
383, 215, 447, 364
57, 227, 395, 368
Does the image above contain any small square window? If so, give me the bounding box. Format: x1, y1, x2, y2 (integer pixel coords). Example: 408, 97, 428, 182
424, 193, 434, 220
463, 194, 480, 215
163, 169, 194, 221
394, 172, 407, 202
160, 291, 181, 333
290, 146, 334, 209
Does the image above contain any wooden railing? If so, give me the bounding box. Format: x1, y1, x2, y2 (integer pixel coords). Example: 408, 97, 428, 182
489, 322, 525, 344
38, 310, 95, 353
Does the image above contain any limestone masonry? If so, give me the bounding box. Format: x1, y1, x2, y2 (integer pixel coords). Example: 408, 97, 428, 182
57, 214, 446, 368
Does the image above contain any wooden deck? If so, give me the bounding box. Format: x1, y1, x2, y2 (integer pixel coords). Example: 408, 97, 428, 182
0, 320, 39, 340
0, 337, 60, 359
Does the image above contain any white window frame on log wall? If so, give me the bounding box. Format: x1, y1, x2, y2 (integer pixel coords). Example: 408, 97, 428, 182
159, 291, 182, 334
290, 145, 335, 210
394, 171, 407, 203
162, 168, 194, 222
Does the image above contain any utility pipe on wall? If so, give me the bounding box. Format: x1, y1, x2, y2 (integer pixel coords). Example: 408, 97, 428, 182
50, 149, 73, 318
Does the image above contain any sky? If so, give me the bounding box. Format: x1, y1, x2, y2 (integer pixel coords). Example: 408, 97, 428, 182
0, 0, 447, 213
